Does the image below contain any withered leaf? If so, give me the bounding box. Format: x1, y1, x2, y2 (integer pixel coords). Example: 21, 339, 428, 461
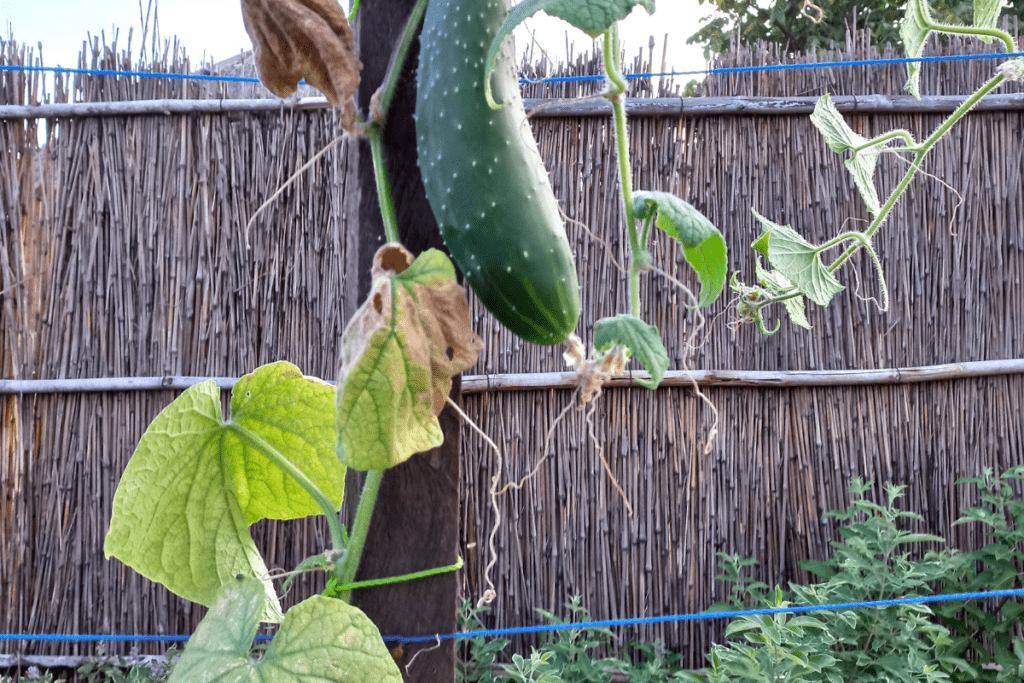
337, 245, 483, 471
240, 0, 362, 130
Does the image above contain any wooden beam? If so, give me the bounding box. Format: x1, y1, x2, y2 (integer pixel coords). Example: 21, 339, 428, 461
4, 93, 1023, 120
459, 358, 1024, 393
2, 359, 1023, 394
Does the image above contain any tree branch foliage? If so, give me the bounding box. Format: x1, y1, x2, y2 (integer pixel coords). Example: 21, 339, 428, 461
688, 0, 1024, 57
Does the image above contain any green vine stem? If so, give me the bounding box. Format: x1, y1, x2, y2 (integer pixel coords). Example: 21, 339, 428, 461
347, 0, 361, 24
226, 423, 346, 552
855, 129, 918, 153
336, 468, 385, 603
368, 129, 401, 243
371, 0, 428, 126
336, 556, 464, 592
602, 24, 643, 318
363, 0, 429, 245
922, 21, 1015, 52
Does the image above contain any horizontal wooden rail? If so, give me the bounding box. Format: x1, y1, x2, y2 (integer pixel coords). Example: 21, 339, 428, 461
1, 359, 1022, 394
460, 358, 1024, 393
525, 93, 1024, 117
2, 93, 1023, 120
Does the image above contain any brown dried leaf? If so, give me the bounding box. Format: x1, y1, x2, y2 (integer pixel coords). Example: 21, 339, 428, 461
240, 0, 362, 130
336, 245, 483, 471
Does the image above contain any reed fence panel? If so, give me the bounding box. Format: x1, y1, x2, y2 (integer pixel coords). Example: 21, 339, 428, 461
1, 27, 1022, 668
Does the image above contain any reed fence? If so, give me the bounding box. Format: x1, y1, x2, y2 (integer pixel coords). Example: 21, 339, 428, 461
1, 24, 1023, 671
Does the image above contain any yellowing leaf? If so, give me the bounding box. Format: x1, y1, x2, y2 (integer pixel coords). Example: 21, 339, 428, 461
240, 0, 361, 130
337, 245, 482, 471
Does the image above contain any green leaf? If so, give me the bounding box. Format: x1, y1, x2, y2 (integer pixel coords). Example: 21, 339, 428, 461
901, 0, 936, 98
751, 210, 844, 308
543, 0, 656, 37
799, 559, 836, 580
105, 362, 344, 623
484, 0, 655, 107
634, 190, 728, 307
974, 0, 1003, 42
337, 246, 481, 471
167, 577, 402, 683
593, 314, 669, 389
756, 258, 811, 330
809, 95, 883, 214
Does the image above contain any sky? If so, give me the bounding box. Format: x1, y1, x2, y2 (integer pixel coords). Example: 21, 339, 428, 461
1, 0, 711, 84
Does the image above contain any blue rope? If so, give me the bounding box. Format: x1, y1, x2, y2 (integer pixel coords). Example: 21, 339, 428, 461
0, 64, 261, 83
0, 634, 191, 643
384, 588, 1024, 643
2, 588, 1022, 645
2, 51, 1024, 87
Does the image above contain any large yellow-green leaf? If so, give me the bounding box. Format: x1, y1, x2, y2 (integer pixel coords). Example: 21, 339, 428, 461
167, 577, 402, 683
229, 363, 343, 523
105, 362, 344, 623
337, 245, 482, 471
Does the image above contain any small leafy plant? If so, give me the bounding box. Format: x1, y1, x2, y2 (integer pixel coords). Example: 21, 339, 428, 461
524, 596, 624, 683
76, 646, 179, 683
456, 598, 688, 683
0, 670, 65, 683
457, 600, 512, 683
934, 467, 1024, 682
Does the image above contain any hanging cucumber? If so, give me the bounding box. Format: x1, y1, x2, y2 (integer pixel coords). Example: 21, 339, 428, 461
415, 0, 580, 346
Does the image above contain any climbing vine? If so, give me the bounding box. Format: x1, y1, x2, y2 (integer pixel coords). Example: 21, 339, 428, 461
101, 0, 1024, 680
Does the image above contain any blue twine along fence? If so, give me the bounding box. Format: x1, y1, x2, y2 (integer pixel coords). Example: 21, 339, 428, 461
2, 588, 1023, 646
1, 51, 1024, 88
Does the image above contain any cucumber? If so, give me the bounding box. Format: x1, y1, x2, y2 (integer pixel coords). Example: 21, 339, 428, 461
415, 0, 580, 346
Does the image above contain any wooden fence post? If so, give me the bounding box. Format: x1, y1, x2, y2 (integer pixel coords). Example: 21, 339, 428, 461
351, 1, 461, 681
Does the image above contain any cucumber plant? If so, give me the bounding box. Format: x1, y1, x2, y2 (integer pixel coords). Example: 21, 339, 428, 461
100, 0, 1024, 680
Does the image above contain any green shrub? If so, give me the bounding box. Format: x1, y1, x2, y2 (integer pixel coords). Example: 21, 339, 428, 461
692, 470, 1024, 682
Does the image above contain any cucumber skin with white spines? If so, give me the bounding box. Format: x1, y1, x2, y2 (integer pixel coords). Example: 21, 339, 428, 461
415, 0, 580, 346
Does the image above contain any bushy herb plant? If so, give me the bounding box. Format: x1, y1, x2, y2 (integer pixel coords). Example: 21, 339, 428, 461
691, 472, 1024, 682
